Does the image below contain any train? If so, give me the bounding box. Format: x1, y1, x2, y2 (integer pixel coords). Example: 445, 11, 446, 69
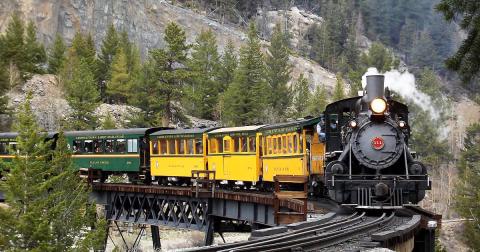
0, 73, 431, 207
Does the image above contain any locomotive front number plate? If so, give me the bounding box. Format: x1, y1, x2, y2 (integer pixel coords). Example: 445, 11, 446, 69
371, 137, 385, 150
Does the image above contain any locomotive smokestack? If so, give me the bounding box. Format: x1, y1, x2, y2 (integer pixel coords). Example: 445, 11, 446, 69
365, 75, 385, 102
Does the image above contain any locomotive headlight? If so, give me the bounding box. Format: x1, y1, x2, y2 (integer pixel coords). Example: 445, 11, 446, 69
399, 121, 406, 128
349, 120, 357, 128
371, 98, 387, 114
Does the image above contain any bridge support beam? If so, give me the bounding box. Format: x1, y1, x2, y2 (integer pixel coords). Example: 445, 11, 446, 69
151, 225, 161, 250
204, 215, 215, 246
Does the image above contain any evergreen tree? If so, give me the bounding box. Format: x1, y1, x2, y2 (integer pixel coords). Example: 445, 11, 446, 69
223, 22, 267, 126
107, 48, 130, 104
64, 59, 100, 130
0, 13, 25, 84
437, 0, 480, 83
307, 84, 328, 116
98, 24, 119, 100
398, 19, 417, 64
360, 42, 397, 72
291, 74, 311, 118
133, 22, 190, 126
333, 74, 346, 101
185, 29, 221, 120
47, 34, 66, 74
0, 65, 8, 115
218, 40, 237, 92
100, 113, 117, 129
23, 20, 46, 75
0, 96, 105, 250
118, 30, 141, 75
70, 32, 98, 80
266, 24, 292, 122
410, 32, 439, 70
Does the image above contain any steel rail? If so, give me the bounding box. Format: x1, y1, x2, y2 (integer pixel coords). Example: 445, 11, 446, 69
186, 212, 364, 252
241, 212, 395, 252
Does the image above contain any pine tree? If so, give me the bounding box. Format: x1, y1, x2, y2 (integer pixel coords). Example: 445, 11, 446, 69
266, 24, 292, 122
70, 31, 98, 78
437, 0, 480, 83
118, 30, 141, 75
64, 58, 100, 130
333, 74, 346, 101
100, 113, 117, 129
218, 40, 237, 92
47, 33, 66, 74
360, 42, 397, 72
410, 32, 439, 70
107, 48, 130, 104
223, 22, 267, 126
23, 20, 46, 75
291, 74, 311, 118
137, 22, 190, 126
0, 96, 106, 250
307, 84, 328, 116
185, 29, 221, 120
0, 13, 25, 76
99, 24, 119, 89
0, 65, 8, 115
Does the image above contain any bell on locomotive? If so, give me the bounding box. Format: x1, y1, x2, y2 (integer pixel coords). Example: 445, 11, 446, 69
323, 72, 431, 207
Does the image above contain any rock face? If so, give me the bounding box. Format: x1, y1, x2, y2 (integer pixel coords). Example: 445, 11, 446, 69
0, 0, 338, 91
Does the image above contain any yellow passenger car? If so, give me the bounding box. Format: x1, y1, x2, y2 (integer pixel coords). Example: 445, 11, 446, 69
207, 125, 265, 186
150, 128, 211, 185
260, 117, 326, 193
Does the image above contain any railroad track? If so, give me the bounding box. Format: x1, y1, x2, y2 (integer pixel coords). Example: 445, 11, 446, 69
185, 211, 395, 252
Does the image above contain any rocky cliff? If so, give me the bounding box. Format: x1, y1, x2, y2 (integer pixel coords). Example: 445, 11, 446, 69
0, 0, 338, 90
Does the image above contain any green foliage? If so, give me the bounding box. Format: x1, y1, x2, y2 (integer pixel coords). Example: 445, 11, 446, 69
307, 84, 328, 116
455, 123, 480, 250
0, 96, 106, 251
47, 34, 66, 74
99, 24, 119, 83
360, 42, 398, 73
118, 30, 141, 76
23, 21, 46, 76
185, 29, 221, 120
100, 113, 117, 129
410, 32, 439, 70
266, 24, 292, 122
333, 74, 346, 101
291, 74, 311, 118
218, 40, 237, 92
70, 32, 98, 81
436, 0, 480, 85
223, 22, 267, 126
64, 59, 100, 130
107, 48, 130, 104
131, 22, 190, 126
0, 14, 46, 84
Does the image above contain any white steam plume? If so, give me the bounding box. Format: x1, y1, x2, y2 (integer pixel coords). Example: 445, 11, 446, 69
361, 67, 440, 120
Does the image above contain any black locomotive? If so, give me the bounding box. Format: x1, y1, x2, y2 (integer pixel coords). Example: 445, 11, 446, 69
323, 74, 430, 207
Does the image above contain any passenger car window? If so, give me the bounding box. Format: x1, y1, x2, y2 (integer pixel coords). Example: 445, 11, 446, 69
84, 140, 93, 153
116, 139, 126, 153
248, 137, 255, 152
293, 135, 298, 153
195, 139, 203, 154
178, 139, 185, 154
233, 137, 240, 152
73, 140, 83, 153
152, 139, 159, 154
168, 140, 175, 154
282, 136, 287, 154
127, 139, 138, 153
105, 139, 114, 153
241, 137, 247, 152
268, 138, 272, 155
187, 139, 194, 154
223, 139, 230, 152
0, 142, 7, 154
159, 139, 167, 154
94, 140, 103, 153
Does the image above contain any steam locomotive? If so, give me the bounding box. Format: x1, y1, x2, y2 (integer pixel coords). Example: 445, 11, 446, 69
323, 74, 431, 207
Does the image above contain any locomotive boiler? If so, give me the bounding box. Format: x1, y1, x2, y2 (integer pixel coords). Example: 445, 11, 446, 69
323, 74, 431, 207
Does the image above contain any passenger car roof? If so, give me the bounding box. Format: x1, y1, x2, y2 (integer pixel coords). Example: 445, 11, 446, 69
208, 125, 266, 137
261, 117, 321, 136
65, 128, 152, 137
151, 128, 214, 137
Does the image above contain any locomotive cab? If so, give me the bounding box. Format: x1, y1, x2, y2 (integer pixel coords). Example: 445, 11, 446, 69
324, 74, 431, 207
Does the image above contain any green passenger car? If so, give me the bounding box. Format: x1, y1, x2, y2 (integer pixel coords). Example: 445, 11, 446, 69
65, 128, 164, 181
